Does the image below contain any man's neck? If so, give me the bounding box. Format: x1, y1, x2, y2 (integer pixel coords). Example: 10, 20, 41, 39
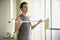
22, 12, 26, 16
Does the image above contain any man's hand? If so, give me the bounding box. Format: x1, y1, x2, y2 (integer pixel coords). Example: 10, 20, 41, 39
37, 19, 43, 24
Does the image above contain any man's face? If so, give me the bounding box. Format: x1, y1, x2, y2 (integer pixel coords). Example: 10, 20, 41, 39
22, 4, 28, 13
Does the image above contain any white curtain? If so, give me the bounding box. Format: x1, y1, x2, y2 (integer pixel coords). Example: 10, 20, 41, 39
27, 0, 45, 40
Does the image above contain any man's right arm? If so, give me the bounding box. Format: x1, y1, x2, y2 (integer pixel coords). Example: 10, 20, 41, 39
15, 17, 22, 32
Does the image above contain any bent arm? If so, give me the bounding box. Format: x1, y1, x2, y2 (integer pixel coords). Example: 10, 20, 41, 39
31, 19, 43, 30
31, 22, 39, 30
15, 17, 22, 32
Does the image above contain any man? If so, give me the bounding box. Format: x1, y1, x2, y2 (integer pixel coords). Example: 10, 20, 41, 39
15, 2, 43, 40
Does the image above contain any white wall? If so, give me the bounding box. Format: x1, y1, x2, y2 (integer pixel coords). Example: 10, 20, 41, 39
0, 0, 10, 40
0, 0, 15, 40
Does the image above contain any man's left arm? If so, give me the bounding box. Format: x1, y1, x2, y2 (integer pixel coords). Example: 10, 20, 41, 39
31, 19, 43, 30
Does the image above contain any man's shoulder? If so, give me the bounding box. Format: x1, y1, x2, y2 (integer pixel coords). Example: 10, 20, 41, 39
15, 16, 21, 20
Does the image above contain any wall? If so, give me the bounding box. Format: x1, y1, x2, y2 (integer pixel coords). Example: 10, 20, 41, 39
0, 0, 10, 40
0, 0, 16, 40
13, 0, 16, 19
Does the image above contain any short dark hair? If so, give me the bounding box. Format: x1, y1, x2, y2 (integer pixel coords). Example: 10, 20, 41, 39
20, 2, 27, 9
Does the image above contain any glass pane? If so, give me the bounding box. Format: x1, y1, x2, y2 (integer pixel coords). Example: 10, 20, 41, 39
52, 0, 60, 40
52, 0, 60, 28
